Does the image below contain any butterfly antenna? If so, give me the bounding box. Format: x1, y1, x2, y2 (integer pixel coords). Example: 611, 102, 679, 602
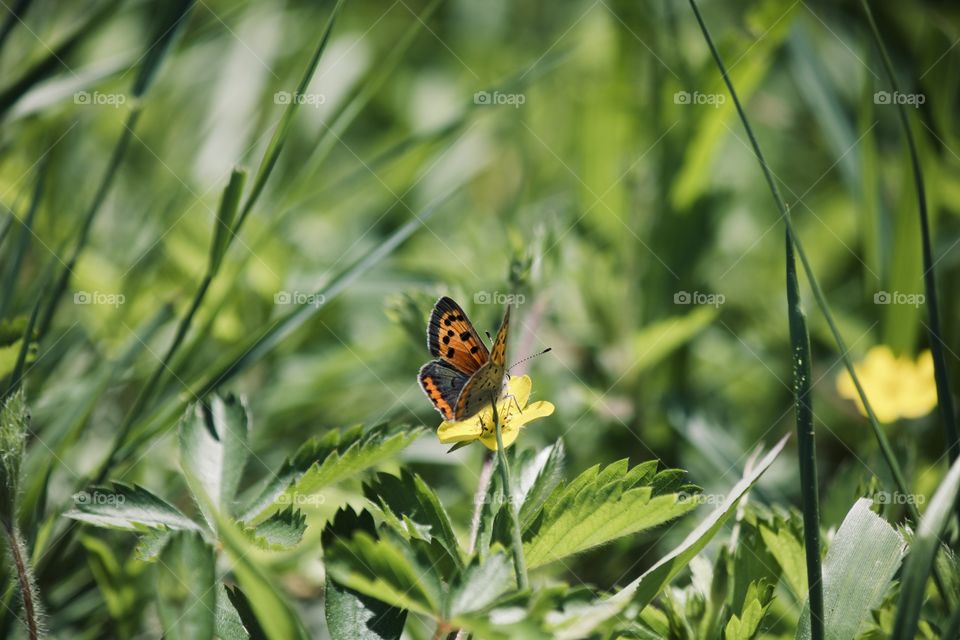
485, 330, 493, 341
507, 347, 552, 373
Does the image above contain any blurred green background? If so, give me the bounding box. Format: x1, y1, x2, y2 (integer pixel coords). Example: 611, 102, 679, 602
2, 0, 960, 635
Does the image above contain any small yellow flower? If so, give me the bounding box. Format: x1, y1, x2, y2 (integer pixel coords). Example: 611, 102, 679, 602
836, 345, 937, 423
436, 375, 554, 450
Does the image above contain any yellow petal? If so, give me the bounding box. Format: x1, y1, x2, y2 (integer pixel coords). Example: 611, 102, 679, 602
505, 374, 532, 407
437, 416, 483, 444
507, 401, 555, 429
479, 422, 521, 451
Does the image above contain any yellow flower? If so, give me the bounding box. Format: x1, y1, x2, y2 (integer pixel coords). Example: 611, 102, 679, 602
437, 375, 554, 450
836, 346, 937, 423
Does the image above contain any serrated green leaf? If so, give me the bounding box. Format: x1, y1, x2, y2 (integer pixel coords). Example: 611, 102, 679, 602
135, 529, 173, 562
322, 507, 409, 640
215, 584, 251, 640
156, 531, 216, 640
447, 549, 514, 619
241, 423, 423, 523
210, 499, 309, 640
547, 435, 788, 639
797, 498, 905, 640
522, 458, 698, 569
224, 585, 268, 640
248, 507, 306, 550
365, 470, 462, 571
516, 440, 566, 529
179, 394, 251, 527
325, 574, 407, 640
724, 580, 773, 640
892, 456, 960, 639
759, 518, 807, 601
324, 529, 443, 617
64, 483, 201, 532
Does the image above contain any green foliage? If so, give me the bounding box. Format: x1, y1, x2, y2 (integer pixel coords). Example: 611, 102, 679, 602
0, 389, 28, 523
523, 457, 699, 568
65, 483, 201, 533
241, 423, 425, 523
179, 394, 251, 527
724, 580, 774, 640
156, 531, 216, 640
322, 508, 407, 640
892, 456, 960, 639
2, 0, 960, 637
796, 498, 905, 640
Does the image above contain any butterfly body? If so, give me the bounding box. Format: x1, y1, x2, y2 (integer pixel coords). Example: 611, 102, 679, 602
418, 296, 510, 421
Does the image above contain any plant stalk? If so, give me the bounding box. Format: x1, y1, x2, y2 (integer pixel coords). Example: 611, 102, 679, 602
3, 524, 40, 640
687, 0, 948, 601
859, 0, 959, 505
786, 232, 824, 640
491, 401, 528, 590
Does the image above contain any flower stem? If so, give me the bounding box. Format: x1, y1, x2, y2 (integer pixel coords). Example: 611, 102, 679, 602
491, 401, 528, 590
3, 523, 41, 640
467, 451, 495, 554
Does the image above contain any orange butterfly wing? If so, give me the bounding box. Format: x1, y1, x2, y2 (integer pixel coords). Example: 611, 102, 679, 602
427, 297, 489, 375
454, 305, 510, 419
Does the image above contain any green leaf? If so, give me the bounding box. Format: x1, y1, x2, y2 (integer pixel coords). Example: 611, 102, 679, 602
892, 456, 960, 640
322, 508, 408, 640
364, 470, 462, 571
79, 534, 144, 637
241, 423, 423, 523
209, 169, 247, 273
796, 498, 905, 640
325, 575, 407, 640
548, 435, 788, 639
759, 516, 807, 601
625, 306, 717, 379
210, 499, 309, 640
522, 458, 698, 569
447, 549, 514, 619
324, 510, 444, 618
65, 483, 201, 532
215, 584, 251, 640
156, 531, 216, 640
724, 580, 774, 640
131, 0, 196, 97
135, 529, 173, 562
224, 585, 268, 640
669, 0, 798, 209
179, 394, 251, 526
249, 508, 306, 550
515, 440, 566, 529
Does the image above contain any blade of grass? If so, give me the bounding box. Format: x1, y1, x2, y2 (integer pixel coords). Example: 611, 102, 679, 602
859, 0, 959, 482
686, 0, 910, 519
0, 1, 115, 117
2, 288, 43, 402
686, 0, 948, 601
295, 0, 442, 187
892, 455, 960, 639
0, 0, 32, 55
232, 0, 347, 235
37, 0, 196, 338
109, 186, 456, 478
0, 155, 47, 319
95, 168, 247, 484
786, 231, 824, 640
94, 0, 347, 484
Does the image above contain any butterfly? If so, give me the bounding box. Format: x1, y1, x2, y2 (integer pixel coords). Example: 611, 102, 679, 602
418, 296, 510, 421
